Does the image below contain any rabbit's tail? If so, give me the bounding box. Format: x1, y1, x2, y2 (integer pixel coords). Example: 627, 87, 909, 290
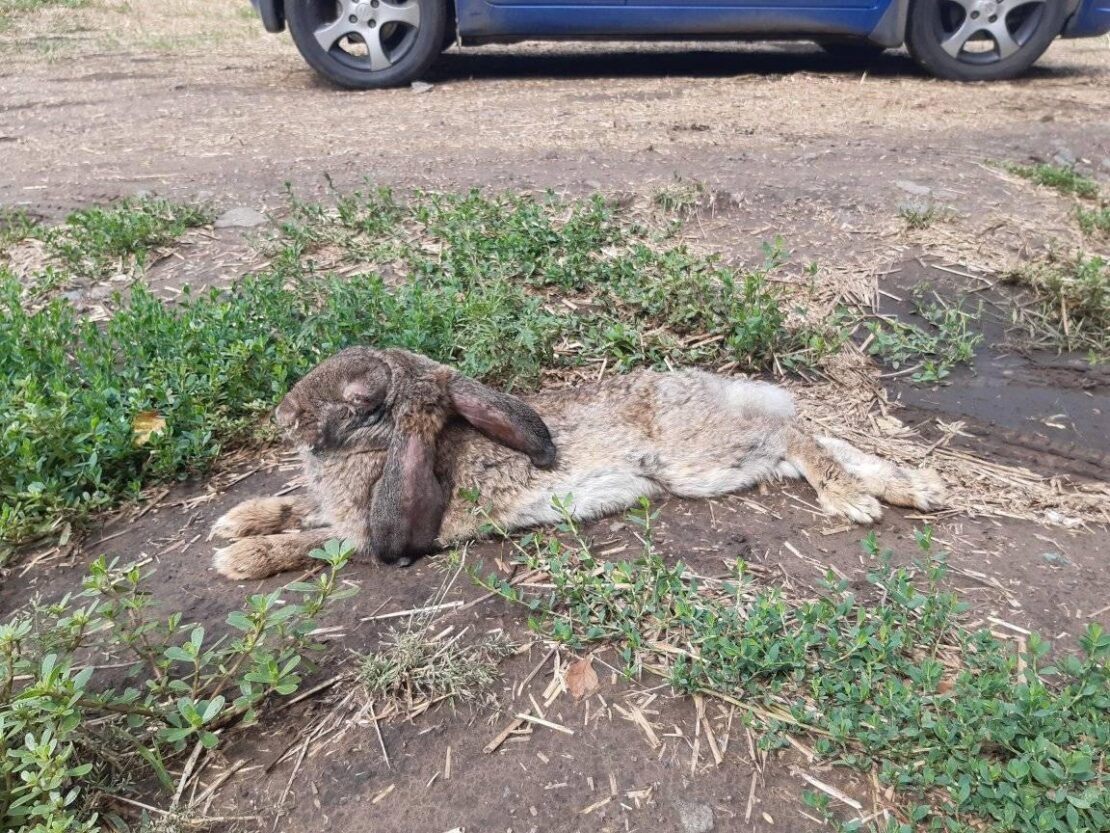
781, 430, 945, 523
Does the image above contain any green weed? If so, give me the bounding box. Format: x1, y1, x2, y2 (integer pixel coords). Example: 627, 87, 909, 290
1076, 205, 1110, 239
1003, 162, 1101, 200
359, 629, 514, 710
0, 0, 84, 29
863, 291, 982, 382
1, 539, 354, 832
1007, 252, 1109, 356
473, 500, 1110, 833
41, 197, 213, 280
0, 208, 39, 252
1, 188, 834, 555
652, 179, 706, 216
897, 202, 958, 230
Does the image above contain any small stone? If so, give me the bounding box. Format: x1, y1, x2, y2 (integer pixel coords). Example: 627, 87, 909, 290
1100, 157, 1110, 173
214, 207, 268, 229
1051, 145, 1076, 167
895, 179, 932, 197
410, 80, 434, 93
674, 799, 715, 833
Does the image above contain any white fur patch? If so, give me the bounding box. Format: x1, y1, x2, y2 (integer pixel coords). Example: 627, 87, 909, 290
512, 468, 664, 527
661, 462, 775, 498
817, 436, 894, 481
720, 377, 796, 420
776, 460, 802, 480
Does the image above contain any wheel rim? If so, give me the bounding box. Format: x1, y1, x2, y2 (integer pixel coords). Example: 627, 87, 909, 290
931, 0, 1047, 64
310, 0, 421, 73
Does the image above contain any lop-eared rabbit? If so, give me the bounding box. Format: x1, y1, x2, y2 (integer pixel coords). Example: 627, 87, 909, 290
212, 348, 945, 579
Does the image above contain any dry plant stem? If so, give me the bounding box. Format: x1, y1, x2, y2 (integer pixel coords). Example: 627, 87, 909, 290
369, 700, 391, 770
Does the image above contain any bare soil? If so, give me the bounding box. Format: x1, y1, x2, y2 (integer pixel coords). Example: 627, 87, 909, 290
1, 8, 1108, 832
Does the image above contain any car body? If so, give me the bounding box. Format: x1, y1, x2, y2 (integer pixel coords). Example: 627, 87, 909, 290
252, 0, 1110, 87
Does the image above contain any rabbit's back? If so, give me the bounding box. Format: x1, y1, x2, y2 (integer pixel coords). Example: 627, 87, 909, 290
437, 369, 797, 540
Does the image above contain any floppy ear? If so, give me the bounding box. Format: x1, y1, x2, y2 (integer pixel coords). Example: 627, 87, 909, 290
369, 430, 447, 565
448, 376, 557, 469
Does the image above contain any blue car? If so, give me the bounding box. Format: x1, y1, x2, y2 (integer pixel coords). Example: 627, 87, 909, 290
253, 0, 1110, 87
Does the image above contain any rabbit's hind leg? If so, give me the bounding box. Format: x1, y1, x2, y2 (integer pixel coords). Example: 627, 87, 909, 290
213, 528, 338, 580
784, 431, 882, 524
211, 495, 320, 540
816, 437, 946, 511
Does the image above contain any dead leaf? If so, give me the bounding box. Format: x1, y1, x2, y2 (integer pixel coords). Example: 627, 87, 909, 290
566, 656, 598, 701
132, 411, 167, 446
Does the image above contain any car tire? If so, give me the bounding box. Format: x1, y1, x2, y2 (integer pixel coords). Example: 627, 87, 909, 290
905, 0, 1067, 81
441, 1, 456, 50
286, 0, 446, 89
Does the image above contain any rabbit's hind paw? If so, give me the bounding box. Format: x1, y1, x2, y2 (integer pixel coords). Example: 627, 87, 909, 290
818, 486, 883, 525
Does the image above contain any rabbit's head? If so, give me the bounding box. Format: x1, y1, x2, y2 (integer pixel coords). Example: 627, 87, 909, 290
275, 347, 557, 563
274, 347, 396, 454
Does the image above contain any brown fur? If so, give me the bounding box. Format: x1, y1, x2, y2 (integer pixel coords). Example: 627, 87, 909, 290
213, 349, 946, 579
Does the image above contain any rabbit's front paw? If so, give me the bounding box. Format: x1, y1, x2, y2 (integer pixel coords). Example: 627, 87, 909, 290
211, 497, 307, 540
213, 530, 326, 580
213, 538, 277, 580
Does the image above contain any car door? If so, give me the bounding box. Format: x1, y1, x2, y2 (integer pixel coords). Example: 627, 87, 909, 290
626, 0, 880, 8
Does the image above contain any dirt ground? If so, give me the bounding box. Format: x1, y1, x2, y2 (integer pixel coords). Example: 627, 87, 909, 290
2, 5, 1109, 832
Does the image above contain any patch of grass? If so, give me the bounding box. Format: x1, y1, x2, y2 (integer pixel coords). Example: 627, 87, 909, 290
0, 207, 39, 252
863, 290, 982, 382
1, 187, 836, 555
1, 540, 354, 832
652, 179, 706, 217
1003, 162, 1101, 200
1076, 205, 1110, 239
474, 500, 1110, 833
359, 629, 515, 710
1007, 252, 1109, 356
897, 202, 956, 230
0, 0, 84, 29
41, 197, 213, 280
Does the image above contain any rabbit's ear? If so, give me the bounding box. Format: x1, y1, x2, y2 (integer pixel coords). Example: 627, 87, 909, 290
369, 430, 447, 564
448, 376, 557, 469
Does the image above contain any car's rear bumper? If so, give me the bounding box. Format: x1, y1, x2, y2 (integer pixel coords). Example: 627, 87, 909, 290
1064, 0, 1110, 36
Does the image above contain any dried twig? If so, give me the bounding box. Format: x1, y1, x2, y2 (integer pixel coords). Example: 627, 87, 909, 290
369, 700, 391, 770
359, 600, 464, 622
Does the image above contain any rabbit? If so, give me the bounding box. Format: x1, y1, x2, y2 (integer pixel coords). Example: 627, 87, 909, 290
211, 347, 946, 579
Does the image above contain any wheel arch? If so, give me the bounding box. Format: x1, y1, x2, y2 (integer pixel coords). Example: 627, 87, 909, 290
257, 0, 458, 36
868, 0, 1084, 47
867, 0, 911, 47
